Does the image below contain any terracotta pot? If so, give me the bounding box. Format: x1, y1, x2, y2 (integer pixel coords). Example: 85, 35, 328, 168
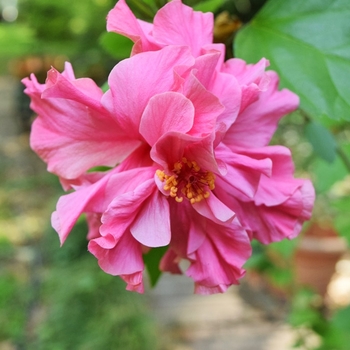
294, 222, 348, 296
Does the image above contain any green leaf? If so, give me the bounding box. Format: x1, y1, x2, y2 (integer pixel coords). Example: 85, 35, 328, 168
304, 121, 337, 162
88, 165, 112, 172
0, 24, 35, 58
321, 306, 350, 350
268, 238, 298, 258
99, 32, 133, 60
235, 0, 350, 121
312, 156, 348, 193
100, 82, 109, 93
127, 0, 157, 19
331, 305, 350, 332
333, 197, 350, 245
143, 246, 168, 287
193, 0, 226, 12
138, 0, 158, 7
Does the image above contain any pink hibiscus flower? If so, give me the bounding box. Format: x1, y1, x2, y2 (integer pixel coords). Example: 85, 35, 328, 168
23, 1, 315, 294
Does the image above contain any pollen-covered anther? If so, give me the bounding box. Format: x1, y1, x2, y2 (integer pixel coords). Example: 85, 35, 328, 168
156, 158, 216, 204
175, 196, 183, 203
169, 186, 178, 197
155, 169, 165, 181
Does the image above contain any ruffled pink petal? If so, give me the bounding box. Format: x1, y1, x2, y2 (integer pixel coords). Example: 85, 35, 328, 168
215, 143, 272, 200
102, 46, 195, 139
168, 200, 206, 257
184, 72, 224, 137
211, 72, 242, 134
122, 272, 144, 293
184, 218, 251, 294
256, 177, 304, 207
238, 190, 312, 245
233, 146, 293, 183
100, 178, 156, 240
192, 193, 235, 224
53, 166, 156, 245
43, 64, 104, 111
86, 213, 102, 240
288, 180, 315, 240
222, 58, 271, 114
190, 50, 242, 137
159, 249, 182, 274
217, 147, 315, 244
249, 177, 315, 244
223, 57, 270, 89
103, 164, 156, 204
140, 92, 194, 146
185, 134, 226, 175
107, 0, 213, 58
130, 190, 171, 247
88, 231, 144, 292
151, 132, 218, 174
192, 50, 222, 88
153, 0, 213, 57
24, 65, 141, 180
160, 219, 251, 294
52, 169, 116, 245
223, 71, 299, 148
101, 167, 172, 249
106, 0, 159, 54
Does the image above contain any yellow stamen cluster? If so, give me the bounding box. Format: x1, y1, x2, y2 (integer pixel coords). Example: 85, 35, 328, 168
156, 157, 215, 204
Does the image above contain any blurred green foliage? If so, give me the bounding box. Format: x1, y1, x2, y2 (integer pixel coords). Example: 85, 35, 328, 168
34, 219, 158, 350
319, 305, 350, 350
0, 219, 159, 349
0, 0, 119, 80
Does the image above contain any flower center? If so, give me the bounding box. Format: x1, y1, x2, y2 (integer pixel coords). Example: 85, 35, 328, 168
156, 157, 215, 204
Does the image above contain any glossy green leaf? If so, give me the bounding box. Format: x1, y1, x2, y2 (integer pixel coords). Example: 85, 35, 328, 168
127, 0, 156, 19
0, 25, 35, 58
99, 32, 133, 60
143, 246, 168, 287
312, 157, 348, 193
193, 0, 226, 12
235, 0, 350, 121
333, 197, 350, 245
331, 305, 350, 332
321, 305, 350, 350
304, 121, 337, 162
100, 81, 109, 93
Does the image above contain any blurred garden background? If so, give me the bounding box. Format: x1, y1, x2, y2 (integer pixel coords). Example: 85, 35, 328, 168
1, 0, 350, 349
